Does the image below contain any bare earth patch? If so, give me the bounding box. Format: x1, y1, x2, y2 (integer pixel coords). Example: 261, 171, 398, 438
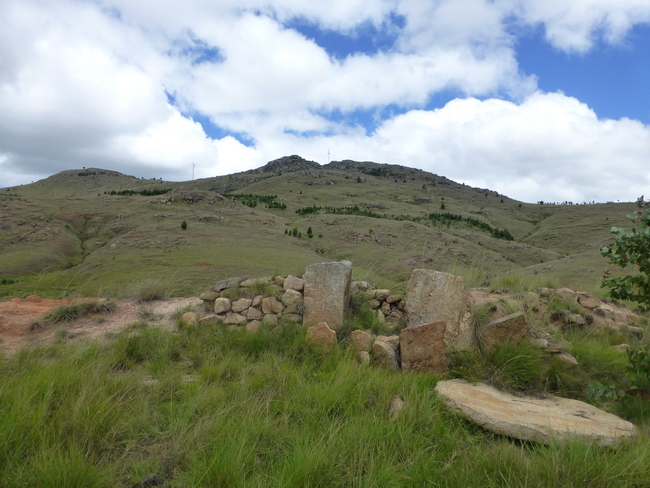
0, 295, 202, 355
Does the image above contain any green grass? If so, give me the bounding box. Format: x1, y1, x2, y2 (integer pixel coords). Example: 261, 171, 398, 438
2, 320, 650, 486
44, 300, 117, 324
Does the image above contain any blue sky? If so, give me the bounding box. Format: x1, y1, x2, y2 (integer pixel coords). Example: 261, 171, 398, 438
1, 0, 650, 203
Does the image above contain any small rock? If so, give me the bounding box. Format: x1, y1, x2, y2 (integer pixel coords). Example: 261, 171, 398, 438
375, 335, 400, 350
386, 295, 402, 304
357, 350, 371, 366
387, 395, 405, 422
372, 340, 399, 370
263, 314, 279, 326
306, 322, 337, 352
246, 320, 261, 333
214, 297, 231, 314
179, 312, 198, 326
565, 314, 587, 327
274, 275, 286, 286
283, 275, 304, 291
199, 291, 219, 301
199, 314, 225, 325
246, 307, 263, 320
613, 344, 630, 353
232, 298, 252, 313
282, 289, 303, 307
262, 297, 285, 314
214, 277, 244, 293
224, 313, 247, 325
375, 289, 391, 301
349, 330, 374, 352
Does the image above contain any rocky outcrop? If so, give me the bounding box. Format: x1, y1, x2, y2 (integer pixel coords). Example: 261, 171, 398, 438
405, 270, 475, 351
303, 260, 352, 330
435, 379, 636, 446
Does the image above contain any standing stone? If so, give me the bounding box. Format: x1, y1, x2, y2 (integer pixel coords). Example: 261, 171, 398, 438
349, 330, 374, 352
372, 340, 399, 370
400, 321, 448, 374
214, 297, 231, 314
479, 312, 527, 352
303, 260, 352, 330
405, 269, 475, 351
306, 322, 337, 352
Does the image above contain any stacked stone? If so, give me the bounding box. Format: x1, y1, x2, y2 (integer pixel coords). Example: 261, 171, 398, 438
364, 288, 406, 326
198, 275, 305, 331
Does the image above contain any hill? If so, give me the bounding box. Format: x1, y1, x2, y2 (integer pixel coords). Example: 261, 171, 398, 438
0, 156, 636, 299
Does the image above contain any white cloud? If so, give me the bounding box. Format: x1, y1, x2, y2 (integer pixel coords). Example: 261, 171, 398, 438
1, 0, 650, 206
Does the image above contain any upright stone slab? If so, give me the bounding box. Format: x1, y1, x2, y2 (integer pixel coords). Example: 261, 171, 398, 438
303, 260, 352, 330
400, 321, 448, 374
405, 269, 475, 351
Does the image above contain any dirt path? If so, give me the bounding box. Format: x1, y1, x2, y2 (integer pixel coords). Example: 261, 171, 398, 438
0, 295, 202, 355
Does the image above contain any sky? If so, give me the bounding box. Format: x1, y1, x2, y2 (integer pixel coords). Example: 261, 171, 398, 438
1, 0, 650, 203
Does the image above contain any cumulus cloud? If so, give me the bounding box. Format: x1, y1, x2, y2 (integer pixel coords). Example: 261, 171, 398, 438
1, 0, 650, 205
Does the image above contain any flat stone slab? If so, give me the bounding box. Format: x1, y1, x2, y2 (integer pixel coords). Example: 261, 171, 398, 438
435, 379, 636, 446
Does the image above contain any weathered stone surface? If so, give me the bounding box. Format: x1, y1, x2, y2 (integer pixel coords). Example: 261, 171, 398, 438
262, 297, 285, 314
283, 275, 304, 291
578, 294, 601, 309
179, 312, 198, 326
400, 321, 448, 374
375, 289, 391, 301
199, 291, 219, 301
303, 260, 352, 330
375, 335, 400, 350
263, 313, 279, 326
245, 320, 261, 333
565, 313, 587, 327
231, 298, 252, 313
480, 312, 527, 352
240, 276, 271, 287
306, 322, 337, 352
245, 307, 263, 320
214, 297, 231, 314
349, 330, 374, 352
372, 340, 399, 370
224, 312, 247, 325
405, 269, 475, 351
357, 351, 371, 366
351, 280, 371, 294
387, 395, 405, 422
214, 277, 244, 292
283, 313, 303, 323
282, 289, 303, 307
199, 314, 225, 325
435, 379, 636, 446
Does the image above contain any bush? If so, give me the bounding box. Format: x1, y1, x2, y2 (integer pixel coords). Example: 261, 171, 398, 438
181, 220, 188, 230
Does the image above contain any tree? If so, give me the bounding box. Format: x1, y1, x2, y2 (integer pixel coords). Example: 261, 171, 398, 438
601, 197, 650, 311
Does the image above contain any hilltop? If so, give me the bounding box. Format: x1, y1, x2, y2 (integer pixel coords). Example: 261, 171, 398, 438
0, 155, 636, 299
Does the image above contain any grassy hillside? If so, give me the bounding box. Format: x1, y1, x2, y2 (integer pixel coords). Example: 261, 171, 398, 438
0, 157, 637, 299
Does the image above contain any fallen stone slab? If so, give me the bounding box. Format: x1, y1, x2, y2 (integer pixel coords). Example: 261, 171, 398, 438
434, 379, 636, 446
